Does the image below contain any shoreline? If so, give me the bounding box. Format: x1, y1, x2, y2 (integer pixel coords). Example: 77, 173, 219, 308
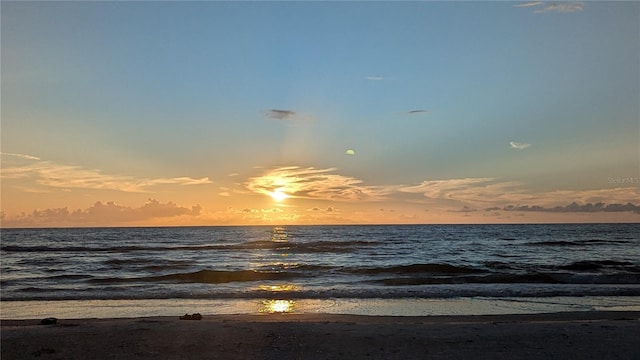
3, 311, 639, 359
3, 310, 639, 325
2, 296, 640, 320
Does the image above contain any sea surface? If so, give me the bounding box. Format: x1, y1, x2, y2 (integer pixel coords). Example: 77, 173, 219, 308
2, 224, 639, 305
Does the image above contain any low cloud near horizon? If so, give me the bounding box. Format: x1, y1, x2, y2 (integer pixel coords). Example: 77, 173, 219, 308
1, 199, 203, 227
3, 162, 638, 227
497, 202, 640, 214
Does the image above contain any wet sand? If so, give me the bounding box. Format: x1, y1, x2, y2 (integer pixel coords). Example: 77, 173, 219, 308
2, 311, 639, 359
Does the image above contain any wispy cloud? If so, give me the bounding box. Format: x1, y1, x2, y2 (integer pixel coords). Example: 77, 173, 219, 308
401, 177, 511, 204
365, 76, 386, 81
0, 152, 41, 160
400, 177, 639, 210
0, 156, 211, 192
246, 166, 398, 201
536, 2, 584, 13
515, 1, 585, 13
514, 1, 544, 8
509, 141, 531, 150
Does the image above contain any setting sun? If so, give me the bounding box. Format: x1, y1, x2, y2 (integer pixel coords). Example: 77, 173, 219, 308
270, 189, 289, 202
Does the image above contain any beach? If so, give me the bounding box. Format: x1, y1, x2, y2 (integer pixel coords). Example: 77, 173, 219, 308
2, 311, 639, 359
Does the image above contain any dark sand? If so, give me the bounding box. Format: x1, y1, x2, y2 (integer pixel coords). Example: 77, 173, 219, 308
2, 311, 639, 359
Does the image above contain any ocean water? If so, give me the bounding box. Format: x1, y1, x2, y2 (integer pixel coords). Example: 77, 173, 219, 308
2, 224, 639, 305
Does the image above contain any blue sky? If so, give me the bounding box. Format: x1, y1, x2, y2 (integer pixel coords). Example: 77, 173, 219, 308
1, 1, 638, 226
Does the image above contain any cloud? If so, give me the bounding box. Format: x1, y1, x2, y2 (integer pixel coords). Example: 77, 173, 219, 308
514, 1, 544, 7
400, 177, 639, 211
400, 177, 501, 203
365, 76, 385, 81
264, 109, 297, 121
246, 166, 398, 201
0, 156, 211, 192
263, 109, 314, 124
535, 2, 584, 13
449, 206, 478, 213
308, 206, 336, 212
1, 199, 203, 227
218, 187, 231, 197
500, 202, 640, 214
0, 152, 41, 160
407, 110, 429, 115
509, 141, 531, 150
515, 1, 585, 13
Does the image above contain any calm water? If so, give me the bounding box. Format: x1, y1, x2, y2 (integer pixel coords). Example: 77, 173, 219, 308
1, 224, 639, 301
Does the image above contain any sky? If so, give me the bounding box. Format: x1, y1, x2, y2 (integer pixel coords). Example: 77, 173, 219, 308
1, 1, 639, 227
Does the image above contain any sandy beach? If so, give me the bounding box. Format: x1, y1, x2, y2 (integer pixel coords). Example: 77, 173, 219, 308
2, 311, 638, 359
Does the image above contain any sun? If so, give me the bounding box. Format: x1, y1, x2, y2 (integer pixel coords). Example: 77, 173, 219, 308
270, 189, 289, 202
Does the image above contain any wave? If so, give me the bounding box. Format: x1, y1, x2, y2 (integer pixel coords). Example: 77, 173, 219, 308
0, 240, 380, 254
559, 260, 640, 272
6, 284, 640, 301
374, 272, 640, 286
91, 268, 313, 285
528, 239, 632, 247
354, 263, 483, 275
149, 270, 300, 284
103, 258, 194, 272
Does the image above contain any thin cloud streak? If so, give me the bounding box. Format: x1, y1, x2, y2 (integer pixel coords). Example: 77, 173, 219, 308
535, 2, 584, 13
264, 109, 297, 120
0, 152, 41, 160
510, 141, 531, 150
263, 109, 313, 123
400, 177, 639, 210
515, 1, 585, 13
514, 2, 544, 8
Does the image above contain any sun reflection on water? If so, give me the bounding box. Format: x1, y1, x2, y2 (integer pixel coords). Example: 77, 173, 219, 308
255, 227, 297, 314
257, 284, 299, 292
271, 226, 288, 242
260, 299, 295, 313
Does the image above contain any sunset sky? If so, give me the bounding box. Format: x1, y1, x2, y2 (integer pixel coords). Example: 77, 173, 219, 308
1, 1, 638, 227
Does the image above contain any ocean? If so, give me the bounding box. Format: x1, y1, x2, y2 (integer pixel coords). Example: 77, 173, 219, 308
1, 224, 639, 317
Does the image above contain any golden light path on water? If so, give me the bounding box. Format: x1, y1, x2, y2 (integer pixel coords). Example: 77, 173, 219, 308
255, 227, 298, 313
